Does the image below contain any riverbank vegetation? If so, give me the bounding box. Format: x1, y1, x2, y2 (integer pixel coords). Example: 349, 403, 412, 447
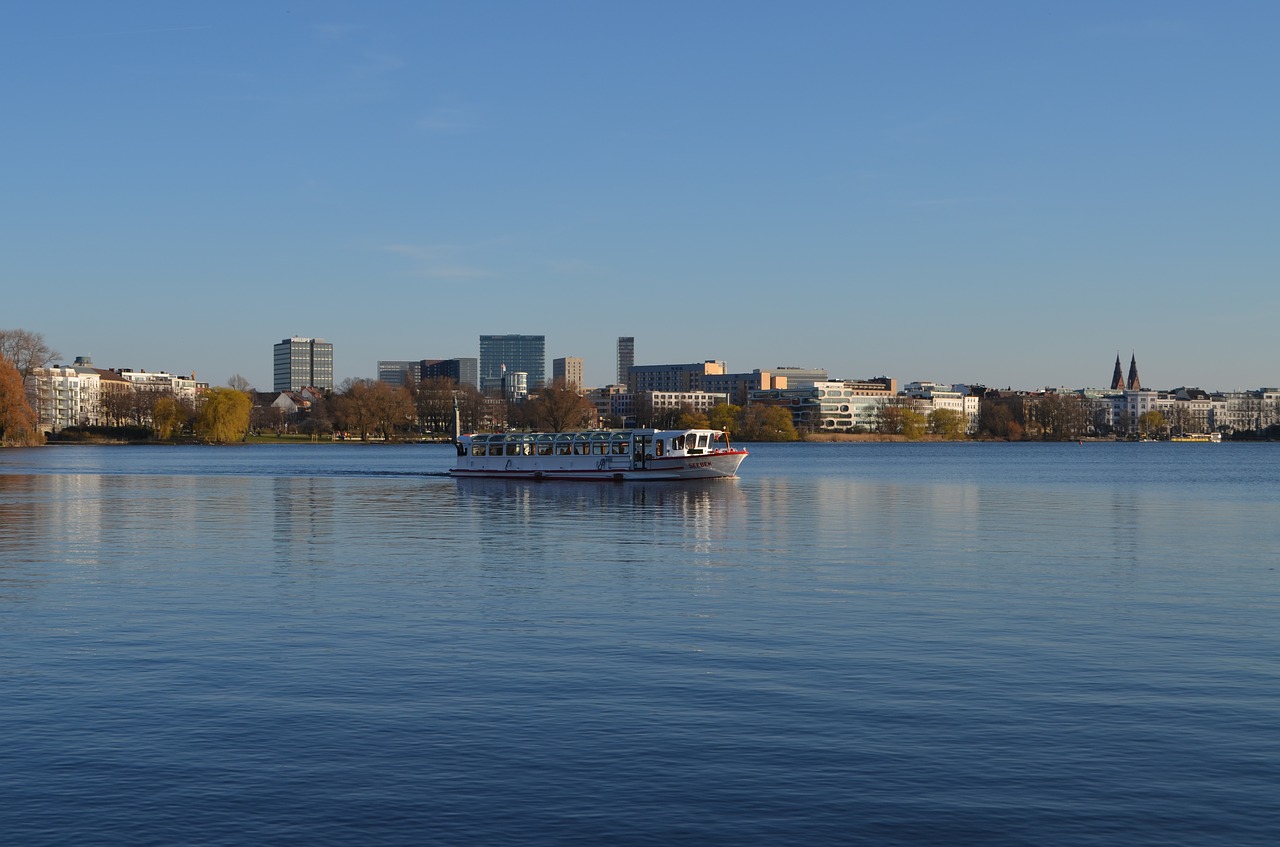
0, 352, 42, 446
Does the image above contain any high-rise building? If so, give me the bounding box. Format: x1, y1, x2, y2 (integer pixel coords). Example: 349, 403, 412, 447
479, 335, 545, 389
616, 337, 634, 386
274, 337, 334, 392
553, 356, 584, 391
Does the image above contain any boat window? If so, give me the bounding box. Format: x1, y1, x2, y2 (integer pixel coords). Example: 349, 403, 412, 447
697, 434, 710, 449
472, 443, 486, 456
611, 434, 629, 455
537, 440, 553, 456
505, 440, 519, 456
655, 439, 664, 457
672, 435, 685, 450
573, 435, 589, 455
555, 435, 572, 455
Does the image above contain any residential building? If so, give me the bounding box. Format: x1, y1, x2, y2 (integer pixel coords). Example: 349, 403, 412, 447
645, 390, 729, 415
587, 385, 631, 426
479, 335, 545, 389
115, 369, 205, 403
553, 356, 584, 391
31, 359, 208, 432
903, 381, 980, 432
30, 364, 101, 432
274, 337, 334, 392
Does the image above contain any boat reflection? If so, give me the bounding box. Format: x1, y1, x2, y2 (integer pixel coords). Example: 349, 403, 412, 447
452, 477, 747, 551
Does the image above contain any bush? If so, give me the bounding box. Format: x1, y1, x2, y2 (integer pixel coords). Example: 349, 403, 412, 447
51, 425, 152, 442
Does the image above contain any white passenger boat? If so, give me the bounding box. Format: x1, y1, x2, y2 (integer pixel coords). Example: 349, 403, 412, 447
450, 429, 747, 481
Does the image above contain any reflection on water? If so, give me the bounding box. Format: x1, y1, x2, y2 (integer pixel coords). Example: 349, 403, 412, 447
453, 477, 747, 560
272, 476, 339, 567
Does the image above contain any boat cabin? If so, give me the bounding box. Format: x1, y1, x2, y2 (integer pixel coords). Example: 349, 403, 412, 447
451, 428, 744, 479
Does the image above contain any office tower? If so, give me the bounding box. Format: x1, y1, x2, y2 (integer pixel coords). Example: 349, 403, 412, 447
378, 361, 421, 387
274, 337, 334, 392
421, 358, 479, 390
553, 356, 584, 391
617, 337, 634, 386
627, 360, 725, 393
479, 335, 545, 389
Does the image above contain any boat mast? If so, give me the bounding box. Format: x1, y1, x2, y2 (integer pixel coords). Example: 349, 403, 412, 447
451, 393, 463, 454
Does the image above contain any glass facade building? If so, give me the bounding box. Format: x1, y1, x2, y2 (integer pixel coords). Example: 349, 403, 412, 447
378, 360, 421, 387
421, 357, 479, 389
274, 337, 334, 392
479, 335, 545, 390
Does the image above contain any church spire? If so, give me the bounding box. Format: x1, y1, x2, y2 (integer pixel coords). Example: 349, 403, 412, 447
1126, 353, 1141, 391
1110, 353, 1125, 390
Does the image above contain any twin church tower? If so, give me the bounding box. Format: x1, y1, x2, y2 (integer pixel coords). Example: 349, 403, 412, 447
1110, 353, 1142, 391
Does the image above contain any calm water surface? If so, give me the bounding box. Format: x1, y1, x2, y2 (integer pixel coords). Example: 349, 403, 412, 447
1, 442, 1277, 845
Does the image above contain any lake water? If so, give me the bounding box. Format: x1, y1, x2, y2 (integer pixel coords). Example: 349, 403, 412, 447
1, 442, 1277, 845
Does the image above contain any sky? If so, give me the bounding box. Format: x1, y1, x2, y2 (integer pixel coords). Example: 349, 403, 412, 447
3, 1, 1277, 392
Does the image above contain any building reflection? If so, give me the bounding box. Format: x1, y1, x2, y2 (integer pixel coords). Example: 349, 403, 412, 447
272, 476, 337, 567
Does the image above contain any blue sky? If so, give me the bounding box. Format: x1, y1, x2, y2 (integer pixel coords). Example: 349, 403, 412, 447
4, 2, 1276, 391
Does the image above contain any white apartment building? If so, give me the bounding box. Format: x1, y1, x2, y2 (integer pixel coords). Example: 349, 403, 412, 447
646, 390, 729, 413
31, 366, 102, 432
115, 369, 204, 402
29, 361, 208, 433
902, 381, 980, 432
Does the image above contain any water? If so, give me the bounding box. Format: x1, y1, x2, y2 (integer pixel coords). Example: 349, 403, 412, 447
1, 442, 1277, 845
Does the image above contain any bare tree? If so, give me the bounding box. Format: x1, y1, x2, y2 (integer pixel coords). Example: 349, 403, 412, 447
1, 328, 61, 420
415, 376, 460, 433
525, 379, 595, 431
456, 384, 487, 433
332, 379, 413, 440
0, 329, 60, 379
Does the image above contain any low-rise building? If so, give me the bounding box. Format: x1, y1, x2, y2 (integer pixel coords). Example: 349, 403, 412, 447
903, 381, 980, 432
628, 360, 726, 394
750, 379, 895, 432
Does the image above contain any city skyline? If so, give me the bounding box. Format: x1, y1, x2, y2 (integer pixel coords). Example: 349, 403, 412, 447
5, 4, 1278, 391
